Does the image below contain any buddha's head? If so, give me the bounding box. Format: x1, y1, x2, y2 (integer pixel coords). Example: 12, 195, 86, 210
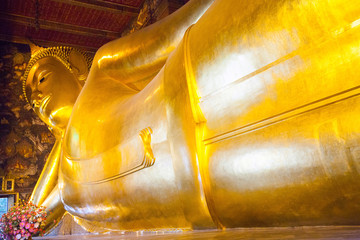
23, 45, 92, 135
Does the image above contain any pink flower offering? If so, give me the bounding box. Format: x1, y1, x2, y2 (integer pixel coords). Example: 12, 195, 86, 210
19, 221, 25, 228
25, 223, 31, 229
0, 200, 48, 239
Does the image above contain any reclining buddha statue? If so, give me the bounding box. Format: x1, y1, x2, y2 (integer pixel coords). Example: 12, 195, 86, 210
25, 0, 360, 232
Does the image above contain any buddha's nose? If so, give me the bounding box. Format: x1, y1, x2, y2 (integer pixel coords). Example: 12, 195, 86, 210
31, 90, 43, 108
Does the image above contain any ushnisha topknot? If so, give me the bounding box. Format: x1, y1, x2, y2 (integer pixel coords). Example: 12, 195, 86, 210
22, 44, 93, 104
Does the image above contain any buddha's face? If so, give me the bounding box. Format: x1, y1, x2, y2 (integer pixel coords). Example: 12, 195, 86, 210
25, 56, 82, 132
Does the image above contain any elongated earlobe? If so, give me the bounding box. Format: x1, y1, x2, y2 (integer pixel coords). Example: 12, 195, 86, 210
69, 50, 89, 82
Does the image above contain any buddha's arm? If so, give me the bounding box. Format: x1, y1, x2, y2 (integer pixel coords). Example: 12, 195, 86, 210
29, 140, 61, 206
41, 184, 66, 233
92, 0, 214, 89
29, 140, 65, 232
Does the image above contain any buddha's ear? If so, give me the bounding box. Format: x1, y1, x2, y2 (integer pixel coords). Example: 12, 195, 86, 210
69, 50, 89, 83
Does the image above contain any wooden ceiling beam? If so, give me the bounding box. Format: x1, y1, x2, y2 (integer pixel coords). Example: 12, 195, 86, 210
51, 0, 139, 17
0, 34, 98, 53
0, 12, 122, 39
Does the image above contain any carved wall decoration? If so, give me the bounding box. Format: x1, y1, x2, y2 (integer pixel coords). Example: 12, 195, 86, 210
122, 0, 189, 36
0, 41, 55, 201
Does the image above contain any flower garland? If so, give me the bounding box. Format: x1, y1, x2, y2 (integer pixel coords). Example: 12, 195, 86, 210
0, 200, 47, 240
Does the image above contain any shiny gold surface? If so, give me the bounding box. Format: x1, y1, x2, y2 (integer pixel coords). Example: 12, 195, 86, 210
27, 0, 360, 233
29, 139, 61, 207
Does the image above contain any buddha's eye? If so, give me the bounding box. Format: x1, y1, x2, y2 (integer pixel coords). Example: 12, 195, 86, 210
38, 72, 51, 84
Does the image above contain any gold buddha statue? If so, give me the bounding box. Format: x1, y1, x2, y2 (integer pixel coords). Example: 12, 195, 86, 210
25, 45, 92, 230
25, 0, 360, 233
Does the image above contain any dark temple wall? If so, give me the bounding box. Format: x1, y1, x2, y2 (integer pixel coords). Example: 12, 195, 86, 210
0, 41, 55, 201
